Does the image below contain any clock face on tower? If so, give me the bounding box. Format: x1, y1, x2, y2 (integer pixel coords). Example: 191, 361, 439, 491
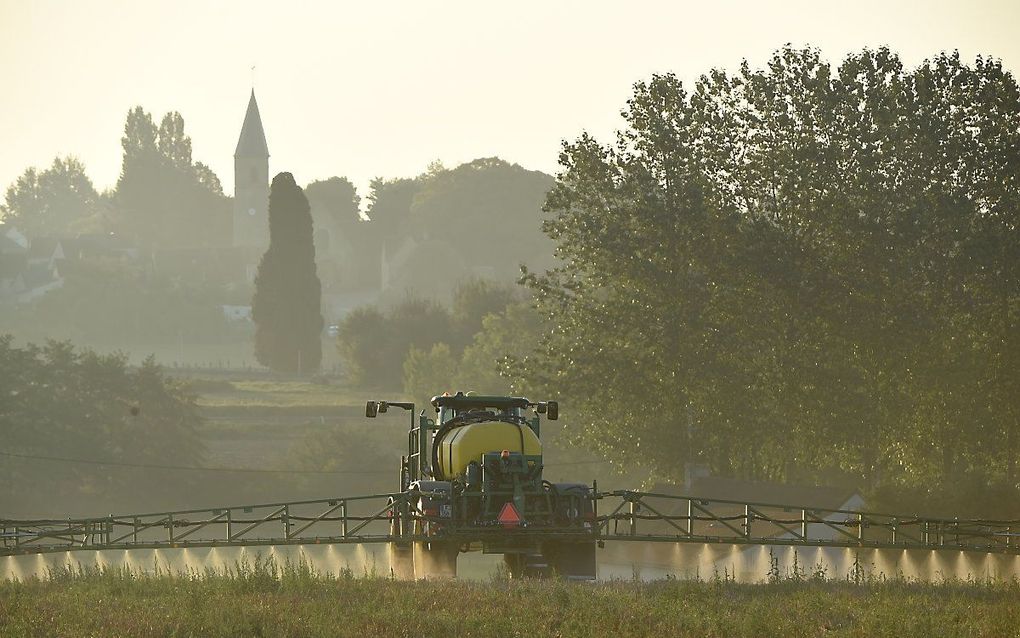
248, 207, 256, 216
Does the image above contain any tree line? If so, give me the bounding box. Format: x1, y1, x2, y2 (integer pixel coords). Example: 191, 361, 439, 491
512, 47, 1020, 516
3, 107, 230, 247
340, 47, 1020, 516
336, 278, 527, 394
0, 336, 204, 515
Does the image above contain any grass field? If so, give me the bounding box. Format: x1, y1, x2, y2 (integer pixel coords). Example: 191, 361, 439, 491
3, 564, 1019, 637
190, 378, 386, 409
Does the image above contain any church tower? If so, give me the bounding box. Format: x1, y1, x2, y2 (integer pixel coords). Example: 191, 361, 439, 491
233, 91, 270, 249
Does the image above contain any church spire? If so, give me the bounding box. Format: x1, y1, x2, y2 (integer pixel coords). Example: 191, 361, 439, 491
233, 90, 270, 249
235, 90, 269, 157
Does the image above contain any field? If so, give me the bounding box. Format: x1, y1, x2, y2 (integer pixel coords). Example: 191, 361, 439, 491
183, 374, 615, 488
2, 565, 1019, 637
5, 380, 1018, 636
190, 378, 382, 412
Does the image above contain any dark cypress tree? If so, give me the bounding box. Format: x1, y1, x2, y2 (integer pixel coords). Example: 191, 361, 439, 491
252, 172, 323, 372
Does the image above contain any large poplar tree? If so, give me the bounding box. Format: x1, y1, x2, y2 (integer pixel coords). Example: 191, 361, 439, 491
113, 107, 229, 247
252, 173, 323, 372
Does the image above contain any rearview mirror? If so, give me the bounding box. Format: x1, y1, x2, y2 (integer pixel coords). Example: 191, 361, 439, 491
366, 401, 378, 418
547, 401, 558, 420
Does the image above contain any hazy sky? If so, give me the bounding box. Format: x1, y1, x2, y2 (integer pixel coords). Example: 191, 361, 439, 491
2, 0, 1018, 205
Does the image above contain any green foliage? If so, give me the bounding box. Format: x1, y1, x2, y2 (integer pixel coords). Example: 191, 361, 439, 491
305, 176, 361, 226
0, 257, 241, 346
450, 278, 523, 344
408, 158, 556, 279
403, 342, 458, 404
337, 279, 526, 391
337, 295, 452, 389
365, 159, 556, 302
335, 305, 390, 386
2, 106, 228, 246
0, 336, 204, 514
1, 156, 101, 236
365, 176, 416, 227
402, 301, 545, 407
113, 107, 230, 247
522, 47, 1020, 515
252, 173, 324, 373
283, 422, 401, 494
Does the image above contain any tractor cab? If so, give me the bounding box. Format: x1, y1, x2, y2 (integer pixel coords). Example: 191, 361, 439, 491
433, 393, 534, 425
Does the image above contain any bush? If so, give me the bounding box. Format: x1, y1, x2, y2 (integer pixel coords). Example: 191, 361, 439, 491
338, 280, 521, 390
0, 336, 204, 516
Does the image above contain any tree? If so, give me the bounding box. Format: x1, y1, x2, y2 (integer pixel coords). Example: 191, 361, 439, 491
335, 305, 389, 386
0, 336, 204, 516
403, 342, 458, 406
305, 177, 361, 225
336, 295, 452, 389
113, 107, 230, 247
522, 47, 1020, 513
252, 172, 323, 372
409, 157, 555, 278
336, 279, 519, 390
365, 176, 416, 227
400, 301, 545, 413
305, 176, 365, 289
362, 159, 556, 301
1, 156, 100, 236
1, 256, 240, 346
450, 277, 522, 347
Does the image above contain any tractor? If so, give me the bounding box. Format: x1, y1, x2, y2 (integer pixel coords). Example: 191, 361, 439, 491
366, 392, 597, 579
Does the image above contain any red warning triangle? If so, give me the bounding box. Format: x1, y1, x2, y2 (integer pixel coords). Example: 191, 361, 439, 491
498, 502, 522, 527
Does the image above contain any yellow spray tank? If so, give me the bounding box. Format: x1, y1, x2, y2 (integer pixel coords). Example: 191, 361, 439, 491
423, 393, 556, 486
435, 419, 542, 480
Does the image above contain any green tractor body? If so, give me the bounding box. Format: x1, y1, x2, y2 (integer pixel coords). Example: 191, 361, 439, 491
366, 392, 596, 579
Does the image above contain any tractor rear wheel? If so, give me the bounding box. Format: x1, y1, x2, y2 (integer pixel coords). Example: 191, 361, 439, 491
503, 552, 552, 579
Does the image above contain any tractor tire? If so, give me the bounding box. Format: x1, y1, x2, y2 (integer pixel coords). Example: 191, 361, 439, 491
503, 552, 552, 579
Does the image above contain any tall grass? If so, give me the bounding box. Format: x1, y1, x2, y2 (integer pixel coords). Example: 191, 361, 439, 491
3, 559, 1020, 637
